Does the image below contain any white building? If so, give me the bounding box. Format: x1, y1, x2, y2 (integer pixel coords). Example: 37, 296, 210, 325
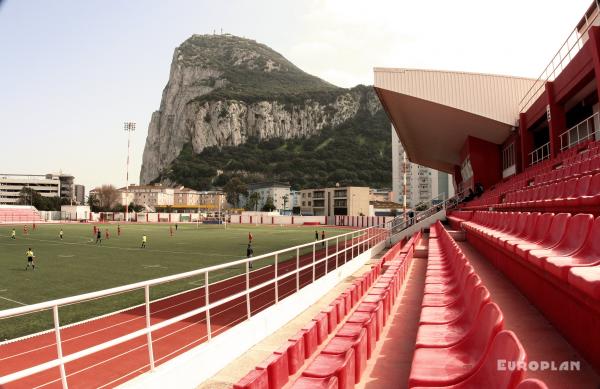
245, 182, 291, 212
0, 174, 61, 204
391, 129, 454, 209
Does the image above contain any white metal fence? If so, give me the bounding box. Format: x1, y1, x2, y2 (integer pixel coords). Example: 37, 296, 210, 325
0, 223, 389, 388
518, 0, 600, 113
560, 112, 599, 151
529, 142, 551, 166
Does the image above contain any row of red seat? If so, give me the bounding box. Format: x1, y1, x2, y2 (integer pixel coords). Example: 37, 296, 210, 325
459, 139, 600, 211
408, 221, 543, 389
447, 211, 474, 230
530, 153, 600, 187
461, 211, 600, 371
292, 242, 414, 389
234, 234, 419, 389
497, 173, 600, 213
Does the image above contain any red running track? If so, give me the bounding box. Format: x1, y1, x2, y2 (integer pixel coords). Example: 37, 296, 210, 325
0, 233, 384, 388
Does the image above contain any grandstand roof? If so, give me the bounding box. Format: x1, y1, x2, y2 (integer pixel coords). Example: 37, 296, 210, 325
374, 68, 536, 173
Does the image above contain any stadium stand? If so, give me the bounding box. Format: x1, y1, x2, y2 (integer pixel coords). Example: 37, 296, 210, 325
0, 205, 44, 223
457, 211, 600, 370
234, 233, 418, 389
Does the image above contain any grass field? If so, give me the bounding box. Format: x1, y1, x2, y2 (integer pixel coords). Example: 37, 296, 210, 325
0, 222, 351, 340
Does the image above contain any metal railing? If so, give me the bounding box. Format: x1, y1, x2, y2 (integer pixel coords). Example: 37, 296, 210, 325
388, 191, 463, 236
529, 142, 551, 166
519, 0, 600, 113
560, 112, 599, 151
0, 223, 388, 387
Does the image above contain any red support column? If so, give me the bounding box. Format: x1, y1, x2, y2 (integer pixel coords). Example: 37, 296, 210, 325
545, 81, 566, 157
519, 113, 532, 170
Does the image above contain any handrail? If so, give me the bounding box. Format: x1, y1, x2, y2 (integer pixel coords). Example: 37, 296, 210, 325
0, 222, 389, 387
559, 112, 599, 151
529, 142, 551, 166
519, 1, 600, 113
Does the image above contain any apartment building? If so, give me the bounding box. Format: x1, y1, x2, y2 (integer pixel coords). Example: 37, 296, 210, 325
391, 129, 455, 208
299, 186, 369, 216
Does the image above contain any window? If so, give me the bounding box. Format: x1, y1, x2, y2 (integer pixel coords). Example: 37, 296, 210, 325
308, 201, 312, 206
302, 201, 306, 206
502, 143, 516, 171
461, 158, 473, 181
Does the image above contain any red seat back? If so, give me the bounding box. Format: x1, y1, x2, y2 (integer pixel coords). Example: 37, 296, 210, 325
561, 178, 579, 198
540, 213, 570, 247
575, 216, 600, 261
555, 214, 593, 255
455, 302, 504, 365
516, 379, 550, 389
460, 331, 527, 389
586, 173, 600, 196
575, 175, 592, 197
529, 213, 555, 243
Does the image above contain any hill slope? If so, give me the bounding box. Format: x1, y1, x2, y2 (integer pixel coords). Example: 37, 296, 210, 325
140, 34, 390, 189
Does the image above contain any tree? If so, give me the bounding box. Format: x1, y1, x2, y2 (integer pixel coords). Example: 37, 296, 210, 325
282, 194, 289, 211
262, 196, 276, 212
96, 185, 120, 211
87, 193, 101, 212
224, 177, 248, 207
247, 192, 261, 211
18, 187, 61, 211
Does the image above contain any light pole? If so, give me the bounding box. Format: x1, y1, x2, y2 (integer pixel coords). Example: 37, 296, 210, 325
124, 122, 136, 222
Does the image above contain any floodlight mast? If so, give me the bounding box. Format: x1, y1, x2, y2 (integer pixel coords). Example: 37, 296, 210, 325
124, 122, 136, 222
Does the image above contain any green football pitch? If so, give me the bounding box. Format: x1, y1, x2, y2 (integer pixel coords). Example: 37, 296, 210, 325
0, 223, 351, 340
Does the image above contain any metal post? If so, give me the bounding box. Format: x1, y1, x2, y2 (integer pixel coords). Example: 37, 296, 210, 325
312, 244, 316, 282
124, 122, 136, 222
144, 285, 156, 370
335, 236, 339, 269
325, 240, 329, 274
205, 272, 211, 341
344, 234, 347, 264
53, 305, 68, 389
296, 247, 300, 291
246, 261, 251, 319
274, 253, 279, 303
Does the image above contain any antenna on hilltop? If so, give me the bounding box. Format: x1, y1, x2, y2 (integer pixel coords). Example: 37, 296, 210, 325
220, 28, 223, 34
213, 29, 215, 35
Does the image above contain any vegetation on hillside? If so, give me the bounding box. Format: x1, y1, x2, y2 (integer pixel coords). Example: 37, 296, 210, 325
159, 105, 391, 191
180, 34, 343, 105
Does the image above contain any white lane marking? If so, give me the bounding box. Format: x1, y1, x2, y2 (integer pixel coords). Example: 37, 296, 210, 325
0, 296, 27, 306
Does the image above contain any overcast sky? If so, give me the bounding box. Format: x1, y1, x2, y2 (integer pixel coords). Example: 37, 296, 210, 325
0, 0, 592, 192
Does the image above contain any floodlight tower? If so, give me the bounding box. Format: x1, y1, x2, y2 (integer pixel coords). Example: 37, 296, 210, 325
124, 122, 136, 221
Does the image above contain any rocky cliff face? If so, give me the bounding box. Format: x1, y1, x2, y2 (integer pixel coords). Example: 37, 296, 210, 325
140, 34, 382, 185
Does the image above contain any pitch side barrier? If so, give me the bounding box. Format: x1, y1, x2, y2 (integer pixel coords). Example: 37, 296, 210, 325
0, 223, 391, 388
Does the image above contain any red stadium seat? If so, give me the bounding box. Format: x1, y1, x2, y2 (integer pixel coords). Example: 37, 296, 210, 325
290, 376, 339, 389
419, 280, 488, 325
313, 313, 329, 344
322, 306, 338, 334
514, 213, 570, 260
408, 303, 504, 387
302, 348, 355, 389
234, 368, 269, 389
568, 264, 600, 300
275, 339, 305, 375
544, 216, 600, 279
298, 324, 318, 358
346, 311, 377, 358
416, 286, 490, 348
256, 352, 289, 389
322, 329, 368, 383
411, 331, 526, 389
527, 213, 593, 267
516, 379, 550, 389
